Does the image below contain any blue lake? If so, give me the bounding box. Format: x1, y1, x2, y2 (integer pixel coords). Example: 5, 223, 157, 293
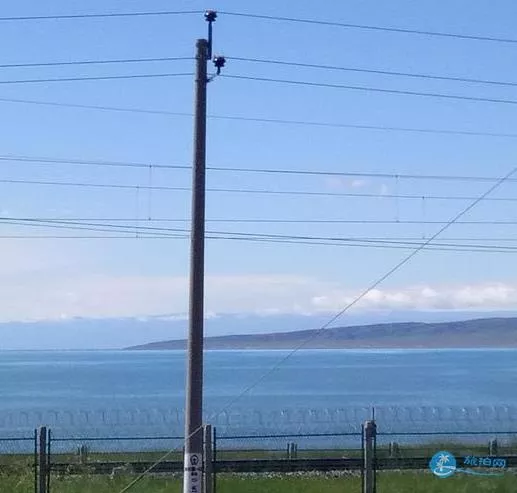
1, 349, 516, 438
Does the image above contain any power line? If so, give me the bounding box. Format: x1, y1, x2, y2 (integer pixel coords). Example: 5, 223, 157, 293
0, 218, 183, 234
2, 154, 517, 183
0, 96, 193, 116
3, 219, 517, 253
207, 219, 517, 225
202, 220, 517, 225
230, 57, 517, 88
0, 10, 202, 22
7, 215, 517, 226
0, 219, 181, 237
0, 72, 192, 85
224, 235, 517, 254
0, 235, 142, 238
0, 155, 190, 170
0, 96, 516, 140
4, 217, 517, 249
5, 54, 514, 90
0, 56, 192, 69
3, 233, 517, 254
0, 178, 190, 190
224, 74, 517, 106
6, 176, 517, 203
2, 8, 515, 48
220, 11, 517, 45
5, 222, 517, 242
206, 166, 517, 183
206, 114, 517, 139
13, 70, 517, 103
3, 54, 511, 88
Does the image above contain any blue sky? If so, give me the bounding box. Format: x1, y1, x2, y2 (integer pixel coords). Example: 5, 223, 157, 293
2, 0, 517, 347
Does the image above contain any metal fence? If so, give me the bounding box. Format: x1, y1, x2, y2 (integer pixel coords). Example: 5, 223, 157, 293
376, 430, 517, 460
46, 429, 364, 474
216, 431, 363, 456
375, 430, 517, 493
2, 424, 517, 493
214, 430, 364, 476
49, 433, 185, 477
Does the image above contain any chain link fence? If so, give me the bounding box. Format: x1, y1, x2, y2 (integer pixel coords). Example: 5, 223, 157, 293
2, 410, 517, 492
49, 434, 184, 477
215, 431, 362, 459
375, 430, 517, 493
376, 430, 517, 462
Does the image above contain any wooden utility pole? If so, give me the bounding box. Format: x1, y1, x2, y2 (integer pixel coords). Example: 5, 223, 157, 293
183, 11, 225, 493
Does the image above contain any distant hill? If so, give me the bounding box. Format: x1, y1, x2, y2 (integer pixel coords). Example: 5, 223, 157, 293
126, 317, 517, 350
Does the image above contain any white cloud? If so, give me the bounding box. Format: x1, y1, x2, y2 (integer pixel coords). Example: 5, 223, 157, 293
1, 240, 517, 322
310, 283, 517, 312
2, 263, 517, 323
0, 272, 337, 322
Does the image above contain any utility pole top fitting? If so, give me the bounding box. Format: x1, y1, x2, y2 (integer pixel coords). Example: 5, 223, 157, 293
204, 10, 217, 22
213, 56, 226, 75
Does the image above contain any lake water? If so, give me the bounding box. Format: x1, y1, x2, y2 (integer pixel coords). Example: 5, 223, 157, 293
1, 349, 516, 439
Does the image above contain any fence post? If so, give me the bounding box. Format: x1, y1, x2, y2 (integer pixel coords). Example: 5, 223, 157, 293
363, 420, 377, 493
203, 425, 213, 493
489, 439, 498, 456
38, 426, 48, 493
288, 443, 298, 459
47, 428, 51, 493
389, 441, 399, 458
287, 442, 296, 459
212, 427, 217, 493
34, 429, 38, 493
360, 424, 364, 488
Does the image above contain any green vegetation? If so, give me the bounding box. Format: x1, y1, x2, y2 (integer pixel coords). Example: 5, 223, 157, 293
0, 453, 34, 471
2, 471, 517, 493
2, 443, 516, 492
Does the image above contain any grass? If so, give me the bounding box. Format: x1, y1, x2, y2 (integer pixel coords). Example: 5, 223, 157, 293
1, 443, 516, 492
2, 471, 517, 493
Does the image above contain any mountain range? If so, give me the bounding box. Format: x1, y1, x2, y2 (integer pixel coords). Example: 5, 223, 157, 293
127, 317, 517, 350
